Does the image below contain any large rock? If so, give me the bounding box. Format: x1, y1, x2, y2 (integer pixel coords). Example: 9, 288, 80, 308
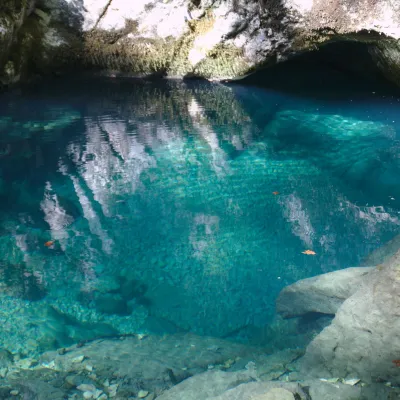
0, 0, 81, 85
276, 267, 373, 318
0, 0, 36, 85
300, 248, 400, 384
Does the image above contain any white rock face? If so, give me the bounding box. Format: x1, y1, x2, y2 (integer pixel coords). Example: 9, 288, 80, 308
300, 248, 400, 384
88, 0, 190, 39
37, 0, 400, 81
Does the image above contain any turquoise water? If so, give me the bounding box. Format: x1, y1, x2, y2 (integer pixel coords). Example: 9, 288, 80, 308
0, 76, 399, 356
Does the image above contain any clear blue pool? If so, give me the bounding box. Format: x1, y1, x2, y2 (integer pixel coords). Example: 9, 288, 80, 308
0, 75, 399, 356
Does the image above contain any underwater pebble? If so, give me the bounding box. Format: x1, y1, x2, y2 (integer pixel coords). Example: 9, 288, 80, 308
85, 364, 94, 372
138, 390, 149, 398
16, 358, 36, 369
343, 378, 360, 386
58, 348, 67, 355
42, 360, 56, 369
0, 367, 8, 378
320, 378, 339, 383
97, 395, 108, 400
93, 389, 103, 399
25, 339, 38, 350
72, 355, 85, 363
77, 384, 96, 392
223, 359, 235, 369
83, 391, 94, 399
137, 334, 147, 340
10, 390, 19, 396
108, 383, 118, 397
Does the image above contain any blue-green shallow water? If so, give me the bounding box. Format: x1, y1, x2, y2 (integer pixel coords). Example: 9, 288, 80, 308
0, 76, 400, 355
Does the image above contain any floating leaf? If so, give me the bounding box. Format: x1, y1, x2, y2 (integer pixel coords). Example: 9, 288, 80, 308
302, 250, 316, 255
272, 191, 279, 195
44, 240, 54, 247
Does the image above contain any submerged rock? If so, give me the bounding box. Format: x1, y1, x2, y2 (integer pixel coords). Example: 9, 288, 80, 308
276, 267, 373, 318
0, 349, 13, 368
0, 329, 399, 400
300, 248, 400, 384
38, 332, 261, 394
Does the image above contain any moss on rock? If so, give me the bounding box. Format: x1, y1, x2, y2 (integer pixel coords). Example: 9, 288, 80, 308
193, 43, 249, 80
81, 9, 250, 80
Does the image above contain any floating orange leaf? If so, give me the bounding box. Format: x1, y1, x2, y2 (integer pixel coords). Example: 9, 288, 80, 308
44, 240, 54, 247
302, 250, 316, 255
272, 191, 279, 195
392, 360, 400, 367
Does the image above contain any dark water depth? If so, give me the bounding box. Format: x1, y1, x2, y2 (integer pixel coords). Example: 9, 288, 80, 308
0, 74, 399, 356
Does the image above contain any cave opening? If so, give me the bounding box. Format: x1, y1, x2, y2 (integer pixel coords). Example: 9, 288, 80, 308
242, 40, 399, 98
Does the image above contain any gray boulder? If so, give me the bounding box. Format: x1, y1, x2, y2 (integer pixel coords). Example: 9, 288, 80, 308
155, 370, 255, 400
304, 379, 361, 400
209, 382, 308, 400
300, 249, 400, 384
276, 267, 373, 318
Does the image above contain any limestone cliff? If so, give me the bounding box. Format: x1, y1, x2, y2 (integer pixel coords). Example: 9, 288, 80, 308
1, 0, 400, 84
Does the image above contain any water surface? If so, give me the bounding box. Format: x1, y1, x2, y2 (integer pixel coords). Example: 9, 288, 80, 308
0, 76, 399, 355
